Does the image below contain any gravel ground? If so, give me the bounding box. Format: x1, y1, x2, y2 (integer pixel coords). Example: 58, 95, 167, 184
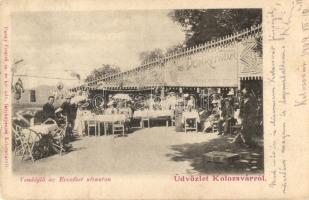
13, 127, 263, 175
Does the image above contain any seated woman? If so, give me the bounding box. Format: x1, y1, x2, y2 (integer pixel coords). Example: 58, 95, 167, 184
186, 95, 196, 111
198, 108, 210, 131
202, 101, 221, 132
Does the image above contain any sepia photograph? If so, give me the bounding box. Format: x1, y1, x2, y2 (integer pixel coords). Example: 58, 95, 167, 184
10, 9, 264, 175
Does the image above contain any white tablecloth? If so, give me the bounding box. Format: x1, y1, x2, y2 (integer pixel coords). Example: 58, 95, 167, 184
133, 110, 148, 118
82, 114, 127, 123
96, 114, 127, 122
133, 110, 173, 119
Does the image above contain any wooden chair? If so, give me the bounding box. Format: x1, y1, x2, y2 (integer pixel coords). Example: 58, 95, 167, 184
212, 121, 219, 133
184, 117, 198, 133
140, 117, 150, 128
112, 121, 125, 136
230, 124, 242, 135
170, 111, 176, 126
46, 116, 67, 156
99, 122, 108, 136
43, 118, 57, 125
87, 119, 97, 136
12, 124, 26, 158
230, 125, 246, 144
51, 125, 66, 156
21, 128, 41, 162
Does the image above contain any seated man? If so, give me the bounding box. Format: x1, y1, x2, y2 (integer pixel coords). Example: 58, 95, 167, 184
218, 99, 234, 135
42, 96, 56, 122
105, 101, 117, 114
55, 95, 75, 144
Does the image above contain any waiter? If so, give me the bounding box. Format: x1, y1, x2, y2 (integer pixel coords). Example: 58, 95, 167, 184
56, 95, 77, 142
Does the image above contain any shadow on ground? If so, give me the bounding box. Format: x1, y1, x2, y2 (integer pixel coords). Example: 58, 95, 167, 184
166, 135, 264, 174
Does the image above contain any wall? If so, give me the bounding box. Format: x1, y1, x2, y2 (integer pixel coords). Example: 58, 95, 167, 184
12, 85, 64, 107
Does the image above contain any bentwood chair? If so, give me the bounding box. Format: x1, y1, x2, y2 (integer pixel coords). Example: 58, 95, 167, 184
12, 124, 26, 158
13, 124, 37, 162
20, 128, 41, 162
51, 121, 67, 156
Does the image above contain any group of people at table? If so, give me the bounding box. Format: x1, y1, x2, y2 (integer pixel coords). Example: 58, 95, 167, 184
13, 87, 259, 162
38, 87, 259, 147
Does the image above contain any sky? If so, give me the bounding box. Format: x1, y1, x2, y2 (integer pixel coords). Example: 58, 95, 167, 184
11, 10, 186, 89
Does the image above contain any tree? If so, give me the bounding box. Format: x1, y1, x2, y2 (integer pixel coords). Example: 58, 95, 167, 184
165, 44, 185, 54
138, 45, 187, 64
139, 48, 164, 64
168, 9, 262, 48
85, 64, 121, 82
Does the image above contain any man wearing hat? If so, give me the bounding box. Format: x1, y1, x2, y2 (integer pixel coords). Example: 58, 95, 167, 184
238, 87, 257, 145
56, 94, 77, 143
219, 98, 236, 135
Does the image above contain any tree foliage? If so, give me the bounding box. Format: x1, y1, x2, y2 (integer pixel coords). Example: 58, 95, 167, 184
139, 48, 164, 64
168, 9, 262, 48
137, 9, 262, 64
85, 64, 121, 82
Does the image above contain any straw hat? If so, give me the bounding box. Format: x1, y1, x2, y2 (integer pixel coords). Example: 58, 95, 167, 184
212, 100, 218, 104
227, 90, 234, 96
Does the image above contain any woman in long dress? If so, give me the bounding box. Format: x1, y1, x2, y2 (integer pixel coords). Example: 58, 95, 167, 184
74, 106, 85, 136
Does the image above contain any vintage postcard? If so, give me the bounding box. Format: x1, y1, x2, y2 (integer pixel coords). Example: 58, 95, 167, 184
0, 0, 308, 199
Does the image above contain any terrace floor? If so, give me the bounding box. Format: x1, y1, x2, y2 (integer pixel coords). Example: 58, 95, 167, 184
13, 127, 264, 175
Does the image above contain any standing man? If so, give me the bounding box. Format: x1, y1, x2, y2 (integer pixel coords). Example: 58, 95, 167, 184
42, 96, 56, 121
56, 95, 75, 142
239, 87, 257, 146
221, 98, 235, 135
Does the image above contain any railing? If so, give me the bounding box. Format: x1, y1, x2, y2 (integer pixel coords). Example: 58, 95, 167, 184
71, 24, 262, 91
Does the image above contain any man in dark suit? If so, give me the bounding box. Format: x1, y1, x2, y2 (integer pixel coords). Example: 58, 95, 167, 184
239, 88, 257, 146
42, 96, 56, 121
56, 95, 76, 143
